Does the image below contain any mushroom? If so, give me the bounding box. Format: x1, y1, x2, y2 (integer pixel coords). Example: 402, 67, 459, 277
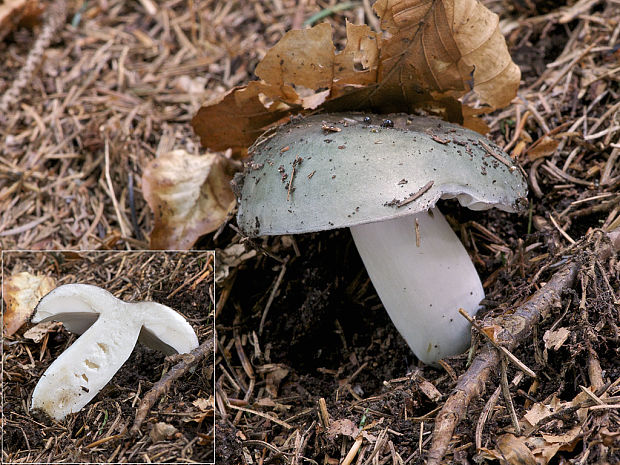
234, 113, 528, 365
30, 284, 199, 420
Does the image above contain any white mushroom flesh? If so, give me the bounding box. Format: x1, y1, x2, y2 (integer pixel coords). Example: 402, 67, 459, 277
30, 284, 199, 420
350, 208, 484, 364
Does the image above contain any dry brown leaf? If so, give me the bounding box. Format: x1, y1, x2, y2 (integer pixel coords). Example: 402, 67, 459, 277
192, 81, 297, 152
373, 0, 520, 109
520, 426, 581, 465
327, 419, 359, 439
540, 426, 581, 446
23, 321, 62, 343
331, 22, 381, 101
256, 364, 290, 397
214, 243, 257, 283
142, 150, 237, 250
527, 136, 560, 161
149, 422, 178, 443
192, 0, 520, 152
192, 397, 214, 412
255, 22, 337, 94
417, 377, 443, 402
523, 402, 551, 427
2, 272, 56, 337
600, 428, 620, 448
481, 324, 500, 342
0, 0, 43, 40
524, 437, 561, 465
496, 434, 537, 465
543, 327, 571, 350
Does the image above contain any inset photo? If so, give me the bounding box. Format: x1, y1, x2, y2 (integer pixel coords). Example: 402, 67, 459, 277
2, 250, 215, 464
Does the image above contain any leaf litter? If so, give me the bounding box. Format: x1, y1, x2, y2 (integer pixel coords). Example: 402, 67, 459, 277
192, 0, 520, 153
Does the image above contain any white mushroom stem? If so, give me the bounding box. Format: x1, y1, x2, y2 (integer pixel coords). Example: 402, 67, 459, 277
350, 207, 484, 365
31, 284, 199, 420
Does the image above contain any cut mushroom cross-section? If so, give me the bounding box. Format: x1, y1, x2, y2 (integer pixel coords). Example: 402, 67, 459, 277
30, 284, 199, 420
234, 113, 528, 365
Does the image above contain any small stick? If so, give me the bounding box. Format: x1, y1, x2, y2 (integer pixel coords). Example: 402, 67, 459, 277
259, 261, 287, 335
475, 385, 501, 450
419, 422, 424, 456
459, 309, 537, 379
397, 181, 434, 208
318, 398, 330, 427
500, 356, 521, 435
228, 403, 293, 430
287, 165, 296, 201
579, 385, 605, 405
341, 436, 363, 465
104, 140, 130, 239
130, 338, 214, 434
479, 140, 517, 172
549, 214, 576, 244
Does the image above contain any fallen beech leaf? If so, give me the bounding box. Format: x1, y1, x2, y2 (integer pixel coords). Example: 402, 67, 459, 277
524, 437, 561, 465
523, 402, 551, 427
142, 150, 237, 249
496, 434, 536, 465
541, 425, 581, 446
527, 136, 560, 161
600, 428, 620, 448
361, 431, 378, 442
520, 426, 581, 464
187, 397, 214, 424
192, 81, 297, 152
373, 0, 520, 110
149, 422, 178, 443
0, 0, 44, 40
327, 419, 359, 439
417, 377, 443, 402
23, 321, 62, 343
215, 243, 257, 283
481, 324, 500, 342
255, 22, 337, 93
256, 364, 290, 397
193, 396, 214, 411
2, 272, 56, 337
332, 22, 380, 92
255, 397, 277, 408
192, 0, 520, 151
543, 327, 570, 350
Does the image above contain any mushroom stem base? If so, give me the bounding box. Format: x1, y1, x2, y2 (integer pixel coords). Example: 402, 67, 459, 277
350, 208, 484, 365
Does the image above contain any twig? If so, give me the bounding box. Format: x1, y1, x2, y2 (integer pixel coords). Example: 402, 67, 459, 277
500, 356, 521, 435
397, 181, 434, 208
475, 385, 501, 450
259, 260, 287, 335
459, 309, 537, 378
104, 139, 130, 239
318, 398, 330, 427
426, 229, 620, 465
130, 338, 214, 434
342, 435, 363, 465
228, 403, 293, 430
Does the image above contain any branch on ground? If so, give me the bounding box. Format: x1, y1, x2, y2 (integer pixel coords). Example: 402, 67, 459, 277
426, 228, 620, 465
130, 337, 215, 434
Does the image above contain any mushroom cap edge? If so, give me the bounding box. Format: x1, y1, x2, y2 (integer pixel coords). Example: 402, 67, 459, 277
235, 112, 528, 236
